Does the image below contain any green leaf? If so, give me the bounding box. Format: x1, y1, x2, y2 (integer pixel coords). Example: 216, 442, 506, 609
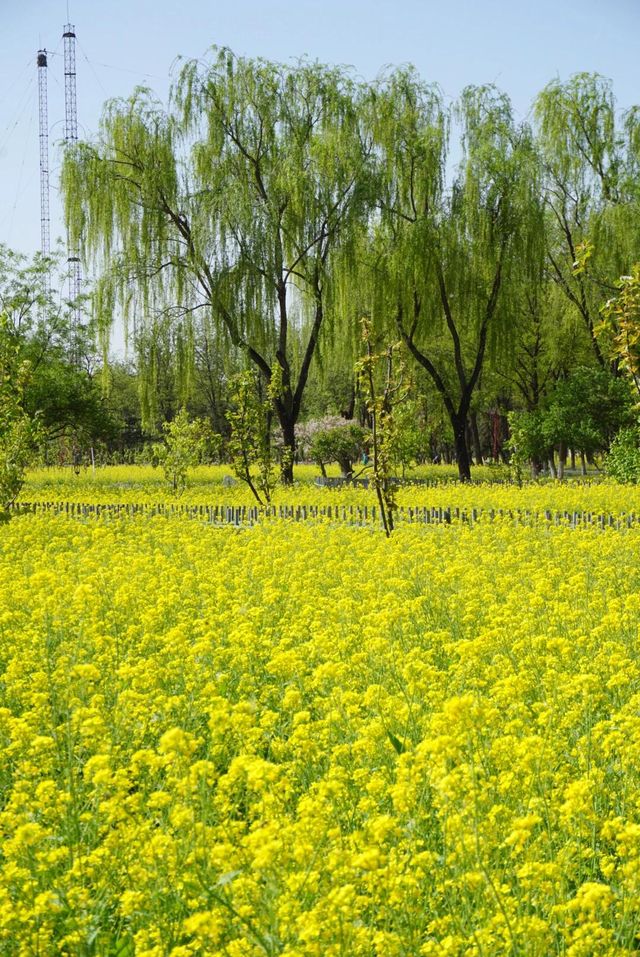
387, 730, 406, 754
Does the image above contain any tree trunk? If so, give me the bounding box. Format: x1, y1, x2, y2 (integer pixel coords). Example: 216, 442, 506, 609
557, 442, 566, 480
337, 456, 353, 479
570, 448, 576, 470
581, 451, 587, 476
470, 412, 483, 465
453, 416, 472, 482
341, 384, 356, 420
280, 416, 295, 485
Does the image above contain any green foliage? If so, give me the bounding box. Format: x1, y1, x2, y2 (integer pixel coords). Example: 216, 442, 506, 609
535, 74, 618, 202
227, 370, 280, 506
508, 366, 633, 477
97, 362, 144, 458
63, 50, 371, 477
152, 408, 213, 495
507, 409, 549, 479
534, 74, 640, 368
545, 367, 633, 453
26, 359, 118, 451
58, 58, 640, 474
598, 264, 640, 396
356, 70, 543, 481
309, 423, 367, 477
0, 243, 114, 457
0, 243, 92, 361
0, 319, 41, 518
389, 400, 431, 475
355, 319, 407, 535
605, 428, 640, 483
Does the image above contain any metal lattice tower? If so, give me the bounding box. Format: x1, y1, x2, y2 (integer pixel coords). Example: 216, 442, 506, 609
63, 22, 81, 356
37, 50, 50, 289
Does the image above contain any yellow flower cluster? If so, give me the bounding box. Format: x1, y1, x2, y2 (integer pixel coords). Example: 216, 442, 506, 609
1, 496, 640, 954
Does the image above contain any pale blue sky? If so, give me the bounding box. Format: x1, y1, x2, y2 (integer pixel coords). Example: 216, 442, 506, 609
1, 0, 639, 258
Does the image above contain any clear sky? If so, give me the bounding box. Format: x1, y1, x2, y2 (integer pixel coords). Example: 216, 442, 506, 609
2, 0, 639, 259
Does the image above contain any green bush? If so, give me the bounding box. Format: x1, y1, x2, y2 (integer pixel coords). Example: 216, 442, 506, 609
310, 423, 367, 477
152, 408, 213, 494
605, 428, 640, 483
0, 318, 41, 518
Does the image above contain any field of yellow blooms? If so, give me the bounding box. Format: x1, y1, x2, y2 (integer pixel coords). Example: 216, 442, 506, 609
2, 470, 640, 955
18, 464, 640, 517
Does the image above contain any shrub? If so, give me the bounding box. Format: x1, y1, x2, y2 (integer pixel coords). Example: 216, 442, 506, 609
152, 408, 213, 494
0, 319, 41, 518
605, 427, 640, 483
309, 422, 367, 477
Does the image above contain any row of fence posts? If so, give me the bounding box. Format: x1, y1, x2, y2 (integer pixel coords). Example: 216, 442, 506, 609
9, 501, 638, 530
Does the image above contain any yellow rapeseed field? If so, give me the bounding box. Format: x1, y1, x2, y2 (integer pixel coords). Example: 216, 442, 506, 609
2, 480, 640, 954
18, 464, 640, 517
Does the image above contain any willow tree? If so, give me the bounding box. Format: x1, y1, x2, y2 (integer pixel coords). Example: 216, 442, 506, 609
63, 48, 371, 481
534, 73, 640, 369
360, 70, 541, 481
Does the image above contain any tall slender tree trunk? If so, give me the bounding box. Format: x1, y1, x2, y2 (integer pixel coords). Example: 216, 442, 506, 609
470, 412, 483, 465
557, 441, 566, 480
280, 416, 296, 485
341, 384, 356, 420
453, 415, 472, 482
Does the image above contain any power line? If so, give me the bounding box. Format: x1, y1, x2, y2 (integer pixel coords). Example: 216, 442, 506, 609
76, 37, 109, 100
85, 56, 166, 83
0, 56, 34, 112
7, 83, 37, 244
0, 73, 36, 157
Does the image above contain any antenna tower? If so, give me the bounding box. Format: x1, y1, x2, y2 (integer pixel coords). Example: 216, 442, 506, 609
37, 50, 50, 291
63, 22, 81, 357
